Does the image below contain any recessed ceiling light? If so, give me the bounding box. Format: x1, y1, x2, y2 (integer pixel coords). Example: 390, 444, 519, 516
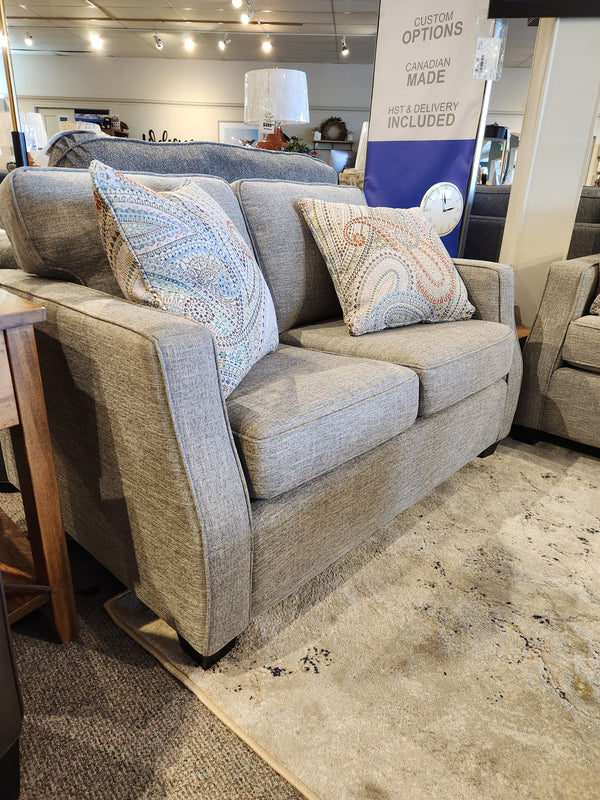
184, 36, 195, 51
90, 32, 103, 50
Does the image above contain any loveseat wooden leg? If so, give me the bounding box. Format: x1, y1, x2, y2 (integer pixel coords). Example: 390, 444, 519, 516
177, 634, 237, 670
478, 442, 498, 458
0, 740, 21, 800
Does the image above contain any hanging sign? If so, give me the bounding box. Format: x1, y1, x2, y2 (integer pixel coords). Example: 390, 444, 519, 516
364, 1, 488, 256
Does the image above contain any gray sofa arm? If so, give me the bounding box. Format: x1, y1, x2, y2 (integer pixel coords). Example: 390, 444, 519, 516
0, 270, 252, 658
454, 258, 522, 438
454, 258, 516, 326
514, 254, 600, 431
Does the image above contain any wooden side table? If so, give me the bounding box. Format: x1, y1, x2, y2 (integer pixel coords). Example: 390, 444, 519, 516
516, 324, 531, 348
0, 291, 77, 642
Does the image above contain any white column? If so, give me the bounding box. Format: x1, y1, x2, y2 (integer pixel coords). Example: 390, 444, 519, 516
499, 17, 600, 326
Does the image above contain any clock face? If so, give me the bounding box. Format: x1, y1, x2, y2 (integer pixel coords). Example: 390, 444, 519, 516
420, 182, 464, 237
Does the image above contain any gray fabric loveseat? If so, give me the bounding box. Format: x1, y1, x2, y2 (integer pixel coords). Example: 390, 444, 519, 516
0, 160, 522, 665
45, 129, 337, 183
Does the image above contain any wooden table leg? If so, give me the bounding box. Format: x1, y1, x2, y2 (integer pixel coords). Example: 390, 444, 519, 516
5, 325, 78, 642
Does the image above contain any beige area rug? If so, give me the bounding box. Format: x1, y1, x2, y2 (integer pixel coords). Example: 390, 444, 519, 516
105, 438, 600, 800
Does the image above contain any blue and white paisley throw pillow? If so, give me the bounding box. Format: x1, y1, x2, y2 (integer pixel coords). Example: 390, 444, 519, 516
90, 160, 278, 397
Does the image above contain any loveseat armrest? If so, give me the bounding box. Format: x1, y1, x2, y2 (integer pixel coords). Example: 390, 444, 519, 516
453, 258, 516, 326
0, 270, 252, 658
514, 254, 600, 431
454, 258, 521, 439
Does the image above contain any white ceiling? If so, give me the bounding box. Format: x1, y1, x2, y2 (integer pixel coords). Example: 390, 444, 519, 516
3, 0, 537, 67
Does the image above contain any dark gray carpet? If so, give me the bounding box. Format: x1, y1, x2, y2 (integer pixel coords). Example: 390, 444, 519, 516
5, 493, 302, 800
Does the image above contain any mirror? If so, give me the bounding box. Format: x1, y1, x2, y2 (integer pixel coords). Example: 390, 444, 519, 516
479, 127, 520, 185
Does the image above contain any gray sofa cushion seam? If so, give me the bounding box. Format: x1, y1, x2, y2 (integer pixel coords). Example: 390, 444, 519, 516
232, 376, 418, 444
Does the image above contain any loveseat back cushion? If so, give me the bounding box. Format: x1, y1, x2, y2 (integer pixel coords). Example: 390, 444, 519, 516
562, 315, 600, 373
576, 187, 600, 224
233, 179, 367, 332
0, 167, 253, 296
46, 132, 338, 184
567, 223, 600, 260
281, 318, 514, 418
226, 344, 419, 500
470, 184, 512, 217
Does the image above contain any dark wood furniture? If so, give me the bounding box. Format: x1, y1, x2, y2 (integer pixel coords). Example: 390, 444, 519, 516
0, 291, 77, 642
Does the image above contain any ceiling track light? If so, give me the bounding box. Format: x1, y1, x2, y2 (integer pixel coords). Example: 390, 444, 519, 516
261, 35, 272, 53
24, 32, 33, 46
240, 9, 255, 25
183, 34, 195, 51
153, 32, 163, 50
341, 35, 349, 56
218, 33, 231, 51
232, 0, 242, 7
89, 32, 103, 50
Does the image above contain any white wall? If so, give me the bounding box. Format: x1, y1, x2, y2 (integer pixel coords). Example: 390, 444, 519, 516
487, 67, 531, 135
11, 54, 373, 150
487, 66, 600, 153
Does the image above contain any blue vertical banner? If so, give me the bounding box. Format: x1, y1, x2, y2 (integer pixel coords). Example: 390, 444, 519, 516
365, 1, 487, 256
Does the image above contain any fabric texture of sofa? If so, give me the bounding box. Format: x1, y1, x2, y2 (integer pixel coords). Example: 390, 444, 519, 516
514, 253, 600, 449
463, 184, 600, 262
0, 151, 522, 664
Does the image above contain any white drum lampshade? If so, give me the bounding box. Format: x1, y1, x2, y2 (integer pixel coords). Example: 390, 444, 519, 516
244, 68, 309, 127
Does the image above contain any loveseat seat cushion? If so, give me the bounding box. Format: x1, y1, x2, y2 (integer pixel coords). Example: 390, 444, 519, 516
280, 318, 514, 418
226, 344, 418, 499
562, 315, 600, 373
233, 179, 366, 333
0, 167, 253, 296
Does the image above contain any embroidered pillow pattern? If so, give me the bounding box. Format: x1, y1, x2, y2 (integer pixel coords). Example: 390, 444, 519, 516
591, 293, 600, 315
90, 160, 278, 396
299, 198, 475, 336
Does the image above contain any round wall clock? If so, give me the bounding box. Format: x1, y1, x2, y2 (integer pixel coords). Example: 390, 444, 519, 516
420, 182, 464, 237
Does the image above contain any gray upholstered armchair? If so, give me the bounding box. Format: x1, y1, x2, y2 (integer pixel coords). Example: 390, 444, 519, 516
513, 253, 600, 449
